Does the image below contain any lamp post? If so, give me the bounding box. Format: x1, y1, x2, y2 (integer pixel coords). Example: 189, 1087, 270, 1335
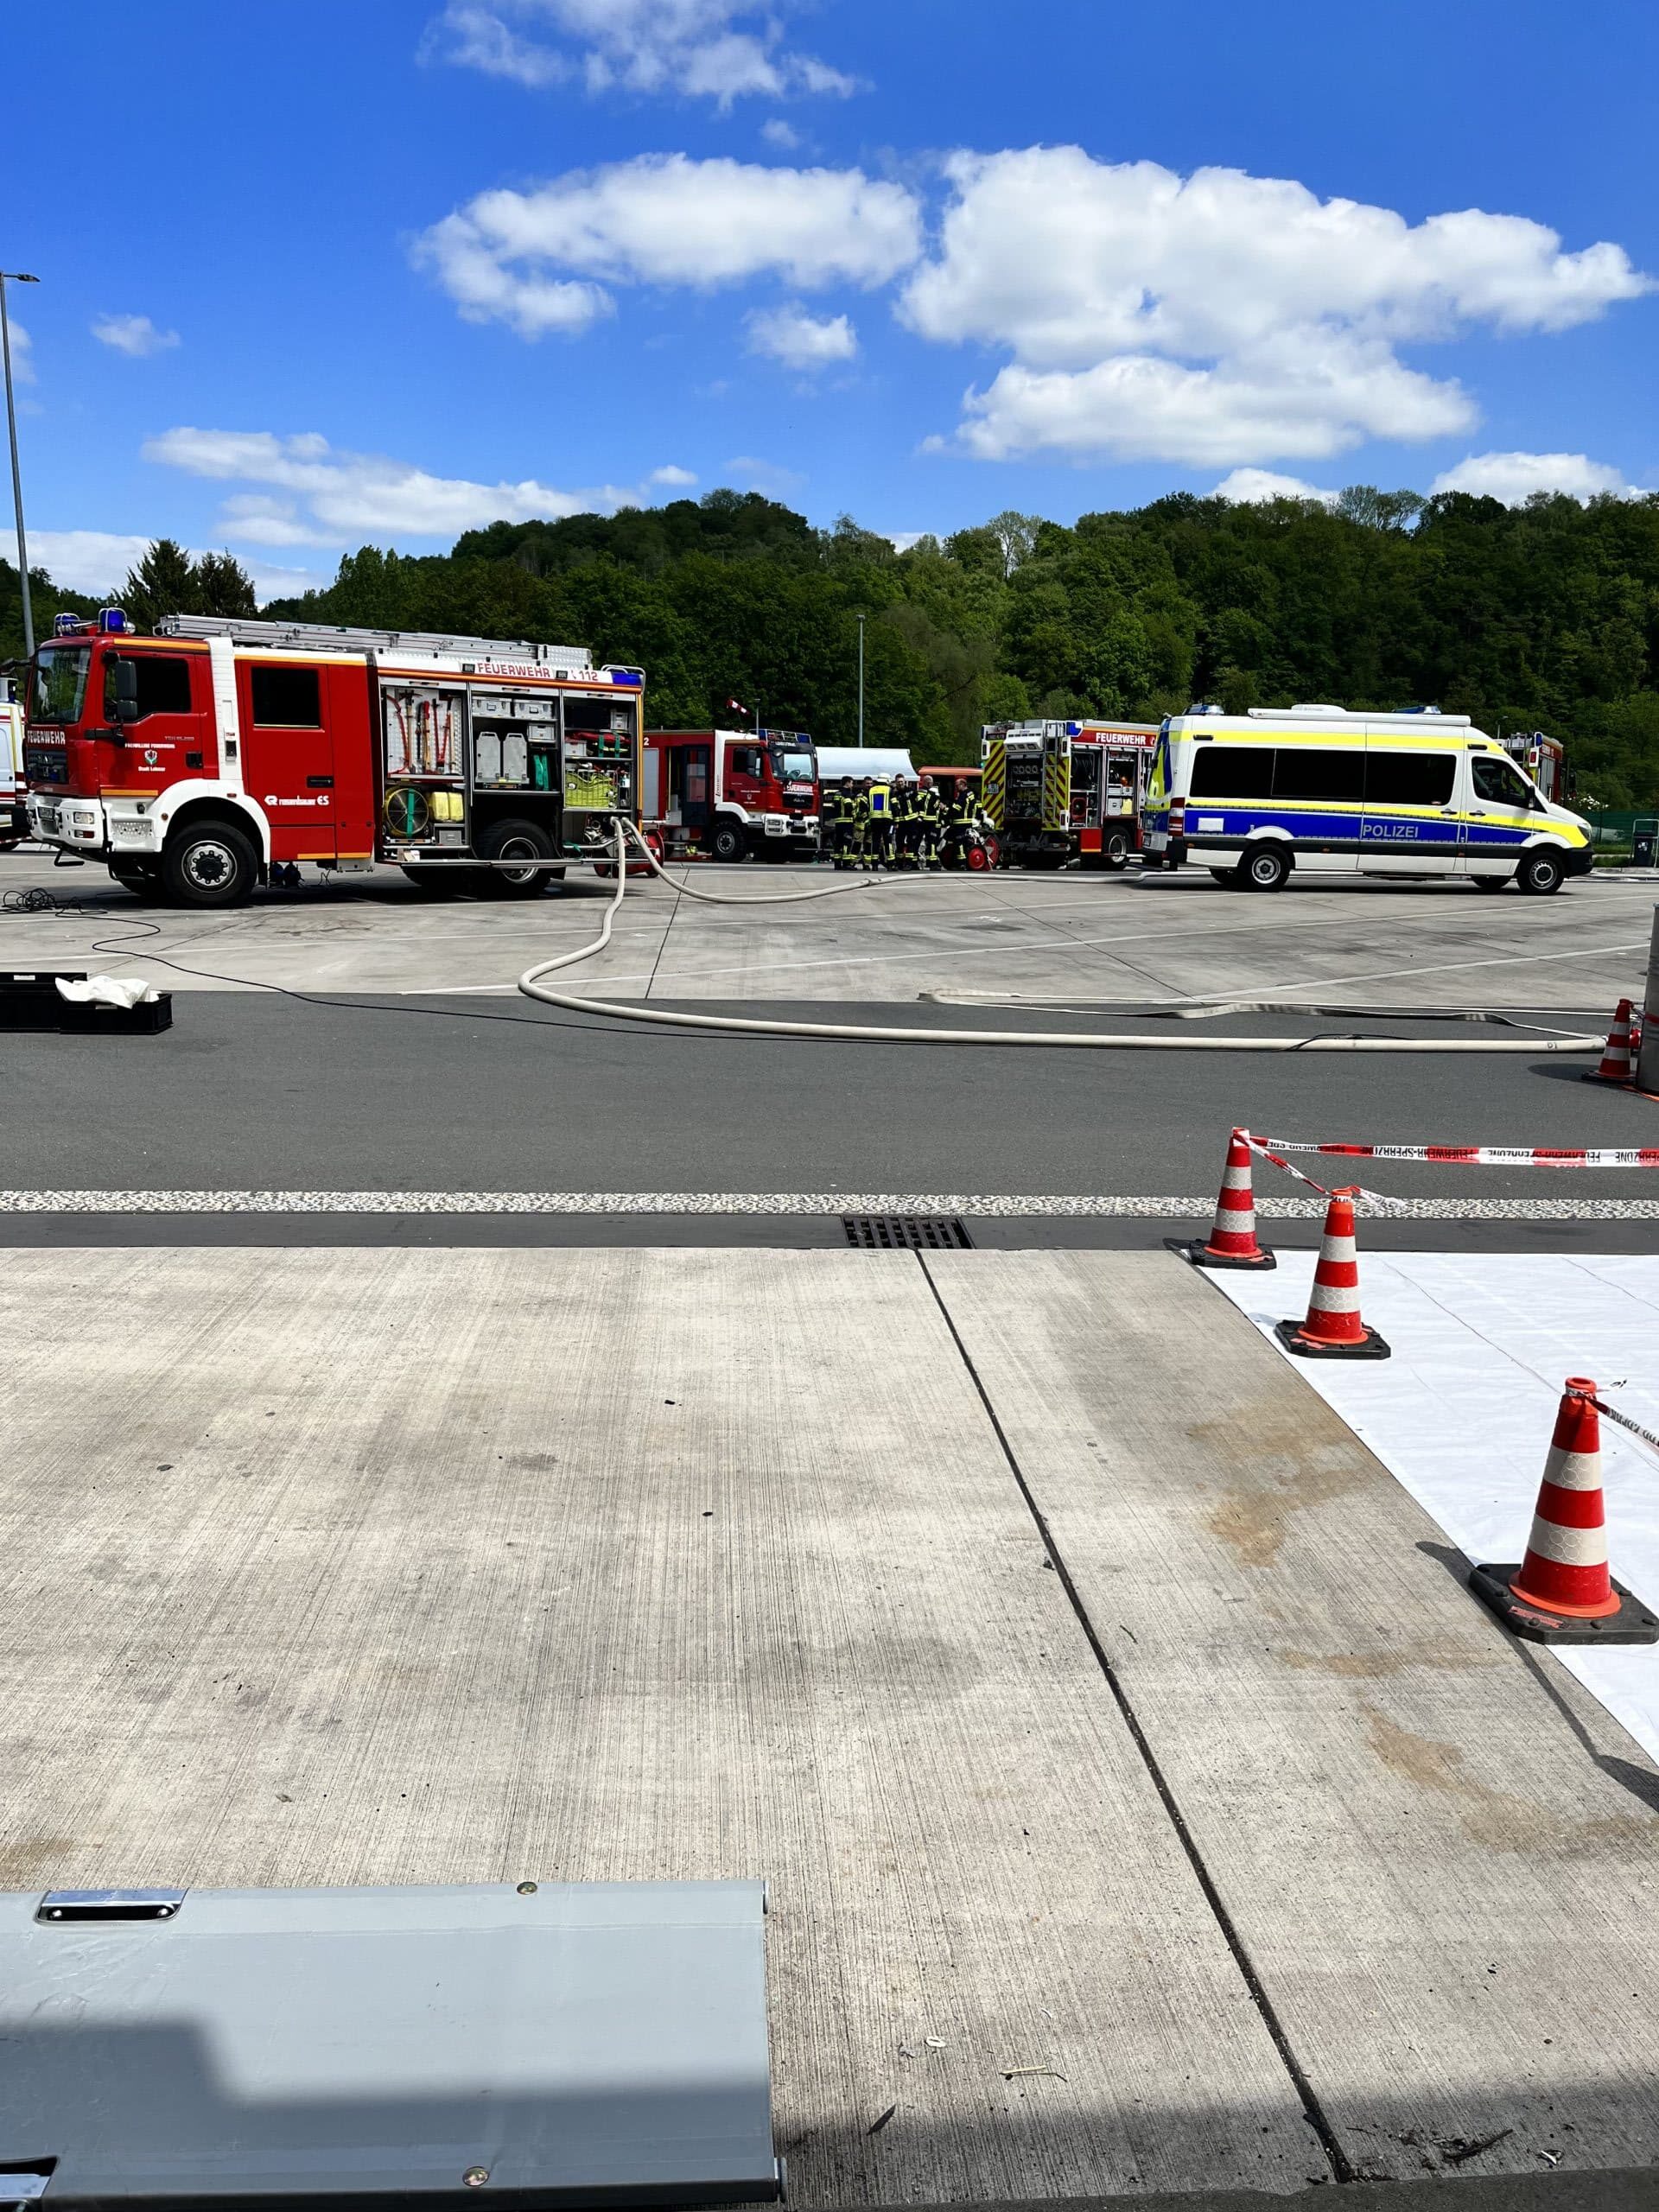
1, 270, 40, 662
856, 612, 865, 748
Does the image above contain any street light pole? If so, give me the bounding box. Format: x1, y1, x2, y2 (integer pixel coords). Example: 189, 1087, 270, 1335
1, 271, 41, 662
856, 613, 865, 748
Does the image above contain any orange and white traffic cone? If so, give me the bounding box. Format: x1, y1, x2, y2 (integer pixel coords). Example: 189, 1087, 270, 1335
1471, 1378, 1658, 1644
1582, 998, 1637, 1086
1274, 1187, 1389, 1359
1185, 1129, 1276, 1270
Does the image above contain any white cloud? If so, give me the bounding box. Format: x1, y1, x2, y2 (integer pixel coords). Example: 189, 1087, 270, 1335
143, 426, 692, 540
649, 463, 698, 486
418, 154, 919, 338
746, 302, 857, 371
1212, 467, 1339, 504
761, 118, 801, 151
900, 148, 1650, 466
887, 531, 929, 552
5, 321, 34, 384
27, 528, 329, 606
92, 313, 181, 358
1428, 450, 1637, 505
944, 334, 1474, 466
424, 0, 857, 107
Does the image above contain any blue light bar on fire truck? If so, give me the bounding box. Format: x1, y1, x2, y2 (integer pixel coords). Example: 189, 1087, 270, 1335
99, 608, 131, 632
54, 613, 81, 636
604, 664, 645, 686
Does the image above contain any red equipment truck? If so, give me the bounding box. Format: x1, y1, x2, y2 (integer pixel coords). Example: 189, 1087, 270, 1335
23, 611, 645, 904
644, 727, 819, 861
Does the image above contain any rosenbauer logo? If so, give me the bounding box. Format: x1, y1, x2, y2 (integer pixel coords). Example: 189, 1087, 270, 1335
263, 793, 329, 807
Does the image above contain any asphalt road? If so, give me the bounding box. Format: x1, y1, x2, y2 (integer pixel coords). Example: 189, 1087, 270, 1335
7, 989, 1657, 1205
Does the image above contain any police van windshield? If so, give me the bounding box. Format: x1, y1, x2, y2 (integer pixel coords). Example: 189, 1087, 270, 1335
31, 645, 91, 724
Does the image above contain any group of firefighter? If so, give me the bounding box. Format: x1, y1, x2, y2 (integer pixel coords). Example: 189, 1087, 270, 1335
819, 774, 985, 870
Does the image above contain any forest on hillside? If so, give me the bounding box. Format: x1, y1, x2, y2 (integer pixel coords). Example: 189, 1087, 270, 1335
10, 484, 1659, 805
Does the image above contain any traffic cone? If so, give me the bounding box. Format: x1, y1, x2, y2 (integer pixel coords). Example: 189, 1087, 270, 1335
1274, 1188, 1389, 1359
1185, 1129, 1275, 1270
1471, 1379, 1659, 1644
1582, 998, 1637, 1086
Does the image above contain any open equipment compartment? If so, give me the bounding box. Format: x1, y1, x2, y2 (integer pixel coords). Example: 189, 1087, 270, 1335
381, 683, 471, 849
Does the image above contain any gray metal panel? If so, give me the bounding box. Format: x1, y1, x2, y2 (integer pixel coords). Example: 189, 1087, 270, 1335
0, 1881, 779, 2208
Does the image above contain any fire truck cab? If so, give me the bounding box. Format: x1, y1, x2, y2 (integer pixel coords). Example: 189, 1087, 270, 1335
24, 611, 645, 904
644, 728, 818, 861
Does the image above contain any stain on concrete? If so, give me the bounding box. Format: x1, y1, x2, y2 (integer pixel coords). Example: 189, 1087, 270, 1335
1360, 1705, 1656, 1850
0, 1834, 80, 1887
1188, 1397, 1374, 1571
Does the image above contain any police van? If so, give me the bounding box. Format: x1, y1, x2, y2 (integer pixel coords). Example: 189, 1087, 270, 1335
1141, 704, 1592, 893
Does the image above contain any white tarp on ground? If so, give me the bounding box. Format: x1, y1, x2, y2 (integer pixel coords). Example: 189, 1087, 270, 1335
1213, 1252, 1659, 1766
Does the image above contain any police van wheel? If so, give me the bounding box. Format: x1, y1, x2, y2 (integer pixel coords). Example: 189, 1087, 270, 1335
1516, 849, 1565, 896
1472, 874, 1510, 893
163, 820, 257, 907
710, 823, 747, 863
1240, 844, 1291, 893
1208, 868, 1235, 887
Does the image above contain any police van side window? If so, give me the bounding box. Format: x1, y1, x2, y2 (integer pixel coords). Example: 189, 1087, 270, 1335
1471, 753, 1535, 809
1364, 753, 1455, 806
1188, 746, 1274, 798
1272, 748, 1364, 803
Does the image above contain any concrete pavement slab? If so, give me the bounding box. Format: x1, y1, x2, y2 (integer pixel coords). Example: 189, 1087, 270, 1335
925, 1250, 1659, 2185
0, 1247, 1323, 2206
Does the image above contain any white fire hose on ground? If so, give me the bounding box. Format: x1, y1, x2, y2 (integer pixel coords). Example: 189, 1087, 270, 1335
516, 823, 1607, 1053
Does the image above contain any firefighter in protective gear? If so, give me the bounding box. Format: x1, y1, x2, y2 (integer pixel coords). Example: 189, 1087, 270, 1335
915, 776, 943, 869
831, 779, 861, 868
818, 778, 842, 865
866, 775, 893, 868
847, 779, 872, 868
890, 776, 917, 868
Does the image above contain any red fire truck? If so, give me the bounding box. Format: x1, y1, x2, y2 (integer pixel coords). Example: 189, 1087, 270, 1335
23, 611, 645, 904
1071, 721, 1160, 868
644, 727, 819, 861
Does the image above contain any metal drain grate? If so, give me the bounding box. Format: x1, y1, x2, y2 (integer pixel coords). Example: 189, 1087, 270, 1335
842, 1214, 975, 1251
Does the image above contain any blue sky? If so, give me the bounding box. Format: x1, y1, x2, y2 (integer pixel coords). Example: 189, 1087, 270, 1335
7, 0, 1658, 601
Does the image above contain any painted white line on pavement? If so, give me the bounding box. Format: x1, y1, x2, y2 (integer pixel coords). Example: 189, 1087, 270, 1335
3, 1191, 1659, 1218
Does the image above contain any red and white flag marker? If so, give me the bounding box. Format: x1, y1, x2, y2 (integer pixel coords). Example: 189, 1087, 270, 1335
1471, 1380, 1659, 1645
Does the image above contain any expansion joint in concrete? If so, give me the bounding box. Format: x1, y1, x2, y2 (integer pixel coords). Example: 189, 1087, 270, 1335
915, 1249, 1355, 2188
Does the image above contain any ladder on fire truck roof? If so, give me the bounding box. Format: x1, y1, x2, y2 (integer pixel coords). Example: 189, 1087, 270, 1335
155, 613, 596, 671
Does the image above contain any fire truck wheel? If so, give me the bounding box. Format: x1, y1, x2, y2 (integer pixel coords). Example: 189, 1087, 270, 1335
478, 818, 556, 898
163, 819, 257, 907
710, 822, 748, 864
1103, 830, 1130, 871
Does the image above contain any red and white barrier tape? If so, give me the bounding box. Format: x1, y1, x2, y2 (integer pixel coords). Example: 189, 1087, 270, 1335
1590, 1394, 1659, 1462
1238, 1132, 1406, 1212
1252, 1136, 1659, 1171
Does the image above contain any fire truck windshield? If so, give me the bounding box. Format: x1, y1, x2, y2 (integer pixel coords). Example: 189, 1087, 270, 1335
31, 645, 92, 724
773, 745, 815, 784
